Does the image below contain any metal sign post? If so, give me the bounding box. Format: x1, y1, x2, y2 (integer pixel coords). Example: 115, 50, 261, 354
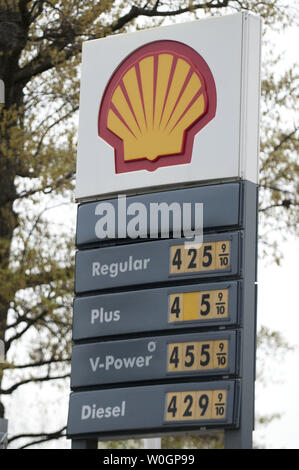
0, 418, 8, 449
0, 79, 4, 104
67, 12, 261, 450
143, 438, 161, 449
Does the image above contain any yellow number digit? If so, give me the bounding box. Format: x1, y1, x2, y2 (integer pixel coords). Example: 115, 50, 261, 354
200, 243, 216, 271
196, 391, 212, 420
213, 340, 228, 369
180, 392, 196, 420
169, 294, 183, 322
212, 289, 228, 317
166, 393, 181, 421
168, 343, 182, 371
211, 390, 227, 419
182, 343, 198, 371
198, 341, 213, 370
215, 241, 230, 270
170, 246, 183, 273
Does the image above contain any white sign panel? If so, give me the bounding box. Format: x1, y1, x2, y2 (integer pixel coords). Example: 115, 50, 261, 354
75, 13, 261, 201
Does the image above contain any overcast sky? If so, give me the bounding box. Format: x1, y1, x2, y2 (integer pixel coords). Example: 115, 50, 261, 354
254, 237, 299, 449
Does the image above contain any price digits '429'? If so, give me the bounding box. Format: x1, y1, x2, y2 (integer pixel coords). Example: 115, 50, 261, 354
165, 389, 227, 422
168, 340, 228, 372
170, 241, 230, 274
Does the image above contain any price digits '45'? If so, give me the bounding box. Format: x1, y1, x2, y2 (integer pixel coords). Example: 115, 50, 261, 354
169, 289, 228, 322
168, 340, 228, 372
165, 389, 227, 421
170, 241, 230, 274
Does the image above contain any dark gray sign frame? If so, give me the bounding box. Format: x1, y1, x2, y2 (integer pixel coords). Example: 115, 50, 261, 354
68, 180, 258, 450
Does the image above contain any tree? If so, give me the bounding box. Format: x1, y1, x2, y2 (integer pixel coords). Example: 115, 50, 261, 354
0, 0, 298, 448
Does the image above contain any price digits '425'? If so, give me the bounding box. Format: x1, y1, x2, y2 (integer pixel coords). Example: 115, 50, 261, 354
170, 241, 230, 274
166, 389, 227, 422
169, 289, 228, 323
168, 340, 228, 372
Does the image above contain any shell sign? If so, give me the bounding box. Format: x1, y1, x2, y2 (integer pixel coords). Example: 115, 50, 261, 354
75, 13, 261, 200
98, 41, 217, 173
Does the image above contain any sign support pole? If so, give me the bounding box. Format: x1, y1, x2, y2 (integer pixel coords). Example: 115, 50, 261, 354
143, 438, 161, 449
72, 438, 98, 449
224, 183, 258, 449
0, 418, 8, 449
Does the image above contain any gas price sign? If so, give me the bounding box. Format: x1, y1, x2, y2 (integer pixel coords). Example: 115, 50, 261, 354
67, 12, 261, 450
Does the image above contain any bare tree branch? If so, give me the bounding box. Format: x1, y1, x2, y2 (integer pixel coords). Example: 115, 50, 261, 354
23, 265, 73, 289
259, 183, 296, 195
5, 308, 49, 352
4, 171, 75, 204
8, 425, 66, 446
111, 1, 229, 32
0, 372, 70, 395
259, 200, 298, 212
15, 1, 231, 85
19, 432, 66, 449
3, 357, 70, 370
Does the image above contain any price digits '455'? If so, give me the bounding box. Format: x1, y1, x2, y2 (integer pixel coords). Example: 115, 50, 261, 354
169, 289, 228, 322
165, 389, 227, 422
170, 241, 230, 274
168, 340, 228, 372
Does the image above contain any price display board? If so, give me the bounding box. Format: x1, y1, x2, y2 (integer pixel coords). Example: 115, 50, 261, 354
165, 389, 227, 422
69, 176, 258, 449
67, 380, 239, 439
167, 339, 229, 372
70, 331, 238, 388
72, 281, 240, 340
170, 240, 231, 274
169, 288, 228, 322
75, 232, 241, 294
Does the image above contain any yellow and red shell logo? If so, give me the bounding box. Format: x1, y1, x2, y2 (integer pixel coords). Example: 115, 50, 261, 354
98, 40, 217, 173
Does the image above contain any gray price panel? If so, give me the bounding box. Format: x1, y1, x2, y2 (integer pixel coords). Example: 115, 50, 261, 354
75, 232, 241, 294
67, 380, 239, 438
73, 281, 240, 341
76, 182, 243, 247
70, 330, 238, 389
